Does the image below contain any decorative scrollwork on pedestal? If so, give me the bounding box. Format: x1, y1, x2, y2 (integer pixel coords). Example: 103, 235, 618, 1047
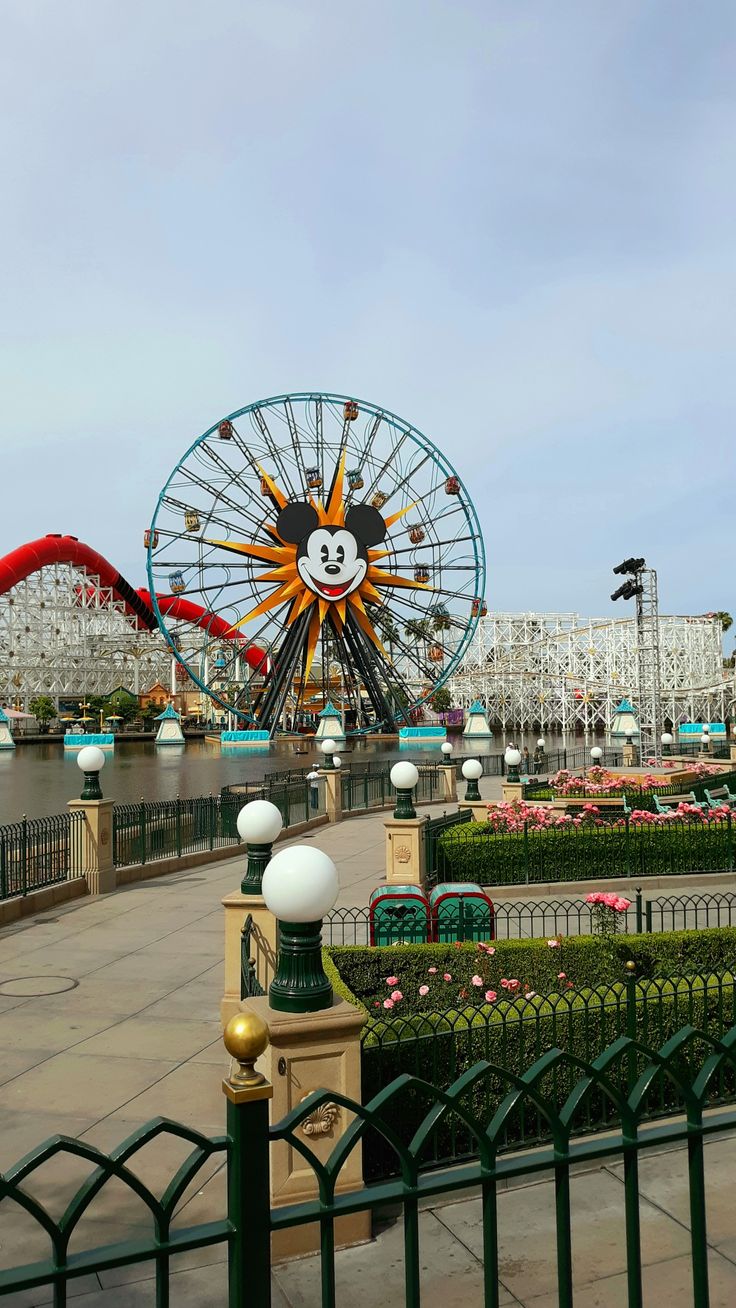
300, 1098, 340, 1137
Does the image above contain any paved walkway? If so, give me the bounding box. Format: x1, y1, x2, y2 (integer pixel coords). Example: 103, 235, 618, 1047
0, 788, 733, 1304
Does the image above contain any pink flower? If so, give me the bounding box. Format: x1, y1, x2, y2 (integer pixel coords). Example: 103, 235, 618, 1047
500, 978, 510, 989
525, 991, 536, 1000
428, 967, 438, 975
383, 998, 394, 1010
507, 979, 520, 990
558, 972, 566, 980
373, 1001, 380, 1007
471, 974, 484, 987
385, 976, 398, 986
443, 973, 452, 981
391, 990, 403, 1002
547, 939, 560, 948
485, 990, 497, 1002
419, 985, 429, 996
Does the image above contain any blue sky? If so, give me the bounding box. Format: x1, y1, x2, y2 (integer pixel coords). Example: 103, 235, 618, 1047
1, 2, 734, 629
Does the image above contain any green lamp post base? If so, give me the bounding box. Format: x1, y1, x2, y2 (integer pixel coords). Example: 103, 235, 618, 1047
81, 771, 103, 801
240, 842, 273, 896
505, 766, 520, 784
393, 787, 416, 819
464, 779, 481, 801
269, 920, 333, 1013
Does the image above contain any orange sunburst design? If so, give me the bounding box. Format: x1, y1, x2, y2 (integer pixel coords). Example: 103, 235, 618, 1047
205, 456, 430, 655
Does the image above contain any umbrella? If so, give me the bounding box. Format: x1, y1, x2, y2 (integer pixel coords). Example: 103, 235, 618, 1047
3, 708, 35, 719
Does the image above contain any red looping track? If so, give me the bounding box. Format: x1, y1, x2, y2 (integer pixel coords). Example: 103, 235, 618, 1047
0, 535, 268, 672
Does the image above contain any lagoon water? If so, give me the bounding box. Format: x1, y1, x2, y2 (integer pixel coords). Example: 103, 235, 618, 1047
0, 730, 589, 824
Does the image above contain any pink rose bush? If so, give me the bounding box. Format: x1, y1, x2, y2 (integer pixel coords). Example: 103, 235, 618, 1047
586, 890, 631, 936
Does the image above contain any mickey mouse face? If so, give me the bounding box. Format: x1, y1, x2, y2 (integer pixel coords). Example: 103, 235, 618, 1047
298, 527, 366, 600
275, 501, 387, 604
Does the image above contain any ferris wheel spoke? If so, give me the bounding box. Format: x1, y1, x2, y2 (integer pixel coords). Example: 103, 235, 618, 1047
249, 405, 301, 502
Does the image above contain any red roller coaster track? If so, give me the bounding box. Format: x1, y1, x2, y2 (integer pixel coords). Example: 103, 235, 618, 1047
0, 535, 268, 672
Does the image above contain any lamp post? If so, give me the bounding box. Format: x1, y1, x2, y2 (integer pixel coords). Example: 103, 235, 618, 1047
700, 732, 711, 755
332, 755, 342, 769
262, 845, 339, 1013
504, 746, 521, 784
236, 800, 283, 896
661, 731, 673, 758
390, 761, 419, 819
462, 758, 483, 801
77, 745, 106, 800
590, 745, 603, 768
441, 741, 453, 758
319, 737, 336, 770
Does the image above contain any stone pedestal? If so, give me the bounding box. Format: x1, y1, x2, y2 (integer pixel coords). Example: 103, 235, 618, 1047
320, 769, 342, 823
384, 815, 426, 885
441, 763, 457, 803
458, 801, 490, 822
67, 799, 116, 895
221, 893, 278, 1026
243, 995, 370, 1259
730, 744, 736, 763
501, 781, 526, 805
622, 743, 638, 767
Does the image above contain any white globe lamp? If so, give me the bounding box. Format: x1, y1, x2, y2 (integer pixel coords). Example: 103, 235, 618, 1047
462, 757, 483, 800
390, 761, 419, 818
236, 800, 283, 895
262, 845, 339, 1013
77, 745, 106, 800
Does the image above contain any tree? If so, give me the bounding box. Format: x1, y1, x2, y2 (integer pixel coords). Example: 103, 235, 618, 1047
430, 686, 452, 714
716, 612, 733, 633
29, 696, 56, 733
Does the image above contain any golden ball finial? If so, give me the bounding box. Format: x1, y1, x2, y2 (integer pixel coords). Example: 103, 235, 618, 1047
224, 1010, 270, 1064
625, 960, 637, 974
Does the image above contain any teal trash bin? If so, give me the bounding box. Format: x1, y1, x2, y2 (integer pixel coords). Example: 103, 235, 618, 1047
429, 882, 495, 943
369, 885, 431, 946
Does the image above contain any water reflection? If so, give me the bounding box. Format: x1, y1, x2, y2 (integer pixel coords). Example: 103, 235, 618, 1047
0, 731, 581, 824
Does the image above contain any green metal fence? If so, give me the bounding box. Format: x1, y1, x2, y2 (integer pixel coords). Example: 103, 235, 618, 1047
113, 782, 323, 868
0, 812, 85, 900
0, 1023, 733, 1306
360, 967, 736, 1183
436, 814, 736, 885
341, 769, 389, 812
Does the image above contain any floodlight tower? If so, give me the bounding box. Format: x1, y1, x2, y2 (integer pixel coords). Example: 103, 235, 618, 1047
611, 557, 661, 762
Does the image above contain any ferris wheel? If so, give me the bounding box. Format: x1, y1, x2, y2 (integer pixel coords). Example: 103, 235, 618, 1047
147, 392, 486, 734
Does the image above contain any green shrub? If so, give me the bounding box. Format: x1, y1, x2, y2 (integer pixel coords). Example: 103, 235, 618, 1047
437, 820, 734, 884
359, 972, 736, 1179
327, 926, 736, 1015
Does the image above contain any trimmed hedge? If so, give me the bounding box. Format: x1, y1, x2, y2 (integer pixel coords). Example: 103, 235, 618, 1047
358, 972, 736, 1179
437, 819, 734, 884
326, 931, 736, 1178
326, 926, 736, 1016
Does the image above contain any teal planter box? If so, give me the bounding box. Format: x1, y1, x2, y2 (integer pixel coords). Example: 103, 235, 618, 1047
369, 885, 431, 946
429, 882, 495, 942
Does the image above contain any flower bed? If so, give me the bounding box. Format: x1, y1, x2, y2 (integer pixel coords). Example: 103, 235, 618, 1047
327, 929, 736, 1179
436, 810, 734, 884
326, 924, 736, 1019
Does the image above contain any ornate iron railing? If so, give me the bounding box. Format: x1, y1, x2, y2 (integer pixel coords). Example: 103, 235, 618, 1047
113, 781, 323, 868
360, 968, 736, 1181
0, 1025, 733, 1305
0, 811, 85, 900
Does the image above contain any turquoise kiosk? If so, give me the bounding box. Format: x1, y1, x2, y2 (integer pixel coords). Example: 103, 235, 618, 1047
610, 698, 639, 739
463, 699, 493, 740
0, 707, 15, 751
315, 701, 346, 743
155, 703, 185, 746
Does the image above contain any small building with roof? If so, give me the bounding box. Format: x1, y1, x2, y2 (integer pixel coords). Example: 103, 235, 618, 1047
609, 697, 639, 739
463, 699, 493, 739
154, 703, 185, 746
314, 701, 346, 742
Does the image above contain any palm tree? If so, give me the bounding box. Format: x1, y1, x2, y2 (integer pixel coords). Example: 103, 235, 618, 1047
715, 612, 733, 633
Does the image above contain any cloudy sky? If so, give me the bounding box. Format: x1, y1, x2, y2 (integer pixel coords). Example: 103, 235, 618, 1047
1, 2, 734, 630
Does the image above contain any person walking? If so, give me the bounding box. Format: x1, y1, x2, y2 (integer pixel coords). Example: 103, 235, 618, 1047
522, 746, 530, 775
307, 768, 320, 811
